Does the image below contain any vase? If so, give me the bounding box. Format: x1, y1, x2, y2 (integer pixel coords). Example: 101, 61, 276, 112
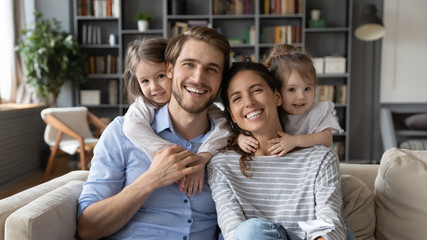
137, 20, 149, 31
311, 10, 321, 20
49, 92, 58, 107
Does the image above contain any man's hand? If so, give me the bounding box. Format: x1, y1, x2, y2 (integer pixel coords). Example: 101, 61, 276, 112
144, 145, 203, 189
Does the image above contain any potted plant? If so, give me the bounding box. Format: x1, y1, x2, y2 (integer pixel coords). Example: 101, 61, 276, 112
134, 11, 153, 31
16, 11, 88, 107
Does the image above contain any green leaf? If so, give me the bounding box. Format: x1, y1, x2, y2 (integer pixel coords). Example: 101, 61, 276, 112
15, 10, 88, 103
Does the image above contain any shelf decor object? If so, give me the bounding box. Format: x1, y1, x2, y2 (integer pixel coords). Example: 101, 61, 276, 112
134, 11, 153, 31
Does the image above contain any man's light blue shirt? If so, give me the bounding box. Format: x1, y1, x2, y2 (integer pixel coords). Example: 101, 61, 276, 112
78, 104, 218, 240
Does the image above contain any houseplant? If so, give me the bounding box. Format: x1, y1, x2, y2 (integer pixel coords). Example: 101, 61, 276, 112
134, 11, 153, 31
16, 11, 88, 107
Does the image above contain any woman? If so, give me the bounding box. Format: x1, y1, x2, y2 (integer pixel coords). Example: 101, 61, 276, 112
207, 62, 346, 240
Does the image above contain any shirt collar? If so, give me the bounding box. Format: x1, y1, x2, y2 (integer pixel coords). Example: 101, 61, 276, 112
152, 103, 215, 142
153, 103, 172, 134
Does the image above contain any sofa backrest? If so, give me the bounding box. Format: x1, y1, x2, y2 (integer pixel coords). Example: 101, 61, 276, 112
341, 163, 379, 192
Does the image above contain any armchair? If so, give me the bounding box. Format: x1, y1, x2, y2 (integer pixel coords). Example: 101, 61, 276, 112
40, 107, 108, 180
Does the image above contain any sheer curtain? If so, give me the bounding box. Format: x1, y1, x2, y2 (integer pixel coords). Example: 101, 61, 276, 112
0, 0, 41, 104
0, 0, 16, 103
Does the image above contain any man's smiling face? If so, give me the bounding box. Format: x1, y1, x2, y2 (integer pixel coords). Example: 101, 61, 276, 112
167, 39, 224, 114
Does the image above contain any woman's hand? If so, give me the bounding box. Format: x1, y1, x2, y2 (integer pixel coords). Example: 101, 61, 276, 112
237, 134, 259, 153
268, 130, 297, 156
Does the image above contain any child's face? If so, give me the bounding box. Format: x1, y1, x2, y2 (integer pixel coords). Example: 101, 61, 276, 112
280, 71, 315, 115
135, 60, 171, 105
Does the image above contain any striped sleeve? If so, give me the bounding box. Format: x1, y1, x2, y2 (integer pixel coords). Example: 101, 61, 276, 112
207, 157, 245, 240
301, 149, 346, 240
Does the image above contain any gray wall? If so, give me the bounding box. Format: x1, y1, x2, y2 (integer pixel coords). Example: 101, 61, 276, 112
36, 0, 74, 107
35, 0, 386, 162
350, 0, 384, 162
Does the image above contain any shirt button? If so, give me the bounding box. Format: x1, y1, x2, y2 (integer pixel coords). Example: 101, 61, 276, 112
185, 141, 190, 146
183, 237, 187, 240
187, 219, 192, 223
184, 199, 188, 203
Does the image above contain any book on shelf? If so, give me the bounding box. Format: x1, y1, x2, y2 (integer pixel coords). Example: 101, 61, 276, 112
243, 25, 255, 44
78, 0, 117, 17
82, 24, 103, 45
96, 56, 104, 74
213, 0, 254, 15
82, 24, 87, 44
92, 26, 97, 44
89, 55, 119, 74
260, 25, 301, 44
96, 25, 101, 44
263, 0, 302, 15
106, 54, 112, 74
316, 85, 347, 104
87, 25, 92, 44
89, 56, 95, 74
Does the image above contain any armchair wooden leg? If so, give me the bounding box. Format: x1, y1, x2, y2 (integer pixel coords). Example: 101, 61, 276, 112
44, 147, 59, 181
79, 150, 88, 170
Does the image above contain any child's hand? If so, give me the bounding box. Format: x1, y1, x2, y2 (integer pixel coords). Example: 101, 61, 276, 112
177, 167, 204, 197
268, 130, 297, 156
177, 153, 212, 196
237, 134, 259, 153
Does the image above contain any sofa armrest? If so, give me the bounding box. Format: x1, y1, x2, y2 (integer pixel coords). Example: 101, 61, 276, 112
0, 170, 89, 240
5, 180, 85, 240
340, 163, 379, 193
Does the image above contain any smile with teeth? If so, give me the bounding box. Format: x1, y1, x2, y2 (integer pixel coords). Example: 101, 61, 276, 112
185, 86, 207, 95
293, 103, 305, 107
152, 92, 165, 97
245, 110, 263, 119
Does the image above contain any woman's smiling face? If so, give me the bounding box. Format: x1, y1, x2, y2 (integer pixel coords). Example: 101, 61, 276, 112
227, 70, 282, 134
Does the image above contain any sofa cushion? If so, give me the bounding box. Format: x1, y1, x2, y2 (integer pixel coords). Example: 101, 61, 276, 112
5, 180, 84, 240
375, 148, 427, 240
342, 175, 375, 240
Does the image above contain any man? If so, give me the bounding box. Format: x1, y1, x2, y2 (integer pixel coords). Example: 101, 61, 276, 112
77, 27, 230, 240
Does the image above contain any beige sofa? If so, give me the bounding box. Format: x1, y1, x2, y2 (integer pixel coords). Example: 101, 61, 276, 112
1, 148, 426, 240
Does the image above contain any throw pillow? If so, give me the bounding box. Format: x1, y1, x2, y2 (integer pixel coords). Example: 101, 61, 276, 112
341, 175, 375, 240
404, 113, 427, 130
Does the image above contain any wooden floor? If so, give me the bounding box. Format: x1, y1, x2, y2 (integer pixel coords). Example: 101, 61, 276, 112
0, 157, 79, 199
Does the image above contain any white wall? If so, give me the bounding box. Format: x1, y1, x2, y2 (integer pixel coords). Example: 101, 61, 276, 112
380, 0, 427, 103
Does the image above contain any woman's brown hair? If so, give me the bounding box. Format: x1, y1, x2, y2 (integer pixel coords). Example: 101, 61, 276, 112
220, 62, 283, 178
